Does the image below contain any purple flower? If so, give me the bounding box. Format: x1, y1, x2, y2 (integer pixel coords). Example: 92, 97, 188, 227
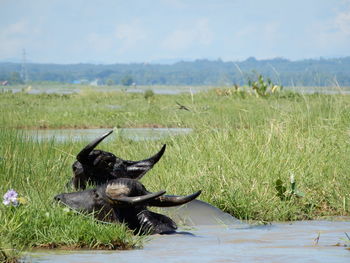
3, 189, 19, 206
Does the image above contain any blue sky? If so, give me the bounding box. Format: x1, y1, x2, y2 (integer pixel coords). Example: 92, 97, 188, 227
1, 0, 350, 64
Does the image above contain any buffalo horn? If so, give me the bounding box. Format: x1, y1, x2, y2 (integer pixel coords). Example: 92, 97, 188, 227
76, 130, 113, 163
107, 190, 166, 206
125, 144, 166, 179
148, 190, 202, 207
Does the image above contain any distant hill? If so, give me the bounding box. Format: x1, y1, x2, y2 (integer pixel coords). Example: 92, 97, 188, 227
1, 57, 350, 86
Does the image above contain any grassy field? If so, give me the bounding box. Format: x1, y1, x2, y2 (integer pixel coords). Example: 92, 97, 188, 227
1, 85, 350, 261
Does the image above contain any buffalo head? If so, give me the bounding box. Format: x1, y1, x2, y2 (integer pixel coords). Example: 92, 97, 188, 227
72, 130, 166, 189
55, 178, 201, 234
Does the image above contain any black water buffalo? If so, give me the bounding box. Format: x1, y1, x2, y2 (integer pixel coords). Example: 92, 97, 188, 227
55, 178, 201, 234
72, 130, 166, 189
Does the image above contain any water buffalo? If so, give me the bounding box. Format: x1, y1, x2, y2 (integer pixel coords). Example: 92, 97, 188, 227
55, 178, 201, 234
72, 130, 166, 189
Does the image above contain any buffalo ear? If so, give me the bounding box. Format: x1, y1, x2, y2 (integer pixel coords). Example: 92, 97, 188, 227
72, 161, 87, 190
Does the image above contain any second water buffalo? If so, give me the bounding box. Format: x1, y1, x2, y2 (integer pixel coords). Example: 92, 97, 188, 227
72, 130, 166, 189
55, 178, 201, 234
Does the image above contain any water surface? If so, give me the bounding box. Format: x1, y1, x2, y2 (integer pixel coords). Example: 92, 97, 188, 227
24, 128, 192, 142
3, 85, 350, 95
1, 85, 210, 95
24, 201, 350, 263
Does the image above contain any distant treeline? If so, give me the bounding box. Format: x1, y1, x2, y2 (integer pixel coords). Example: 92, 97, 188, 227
1, 57, 350, 86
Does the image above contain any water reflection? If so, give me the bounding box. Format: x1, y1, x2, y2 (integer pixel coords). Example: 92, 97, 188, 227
24, 128, 192, 142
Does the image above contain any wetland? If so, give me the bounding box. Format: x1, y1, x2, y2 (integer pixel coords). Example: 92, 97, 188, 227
1, 84, 350, 262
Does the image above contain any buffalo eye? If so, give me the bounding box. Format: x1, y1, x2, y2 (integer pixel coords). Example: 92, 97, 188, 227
93, 190, 100, 199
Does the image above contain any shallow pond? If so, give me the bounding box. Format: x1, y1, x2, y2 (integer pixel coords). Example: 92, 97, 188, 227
286, 86, 350, 95
24, 200, 350, 263
3, 86, 350, 96
1, 85, 210, 95
24, 128, 192, 142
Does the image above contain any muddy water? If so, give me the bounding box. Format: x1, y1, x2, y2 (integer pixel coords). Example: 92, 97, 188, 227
24, 128, 192, 142
25, 201, 350, 263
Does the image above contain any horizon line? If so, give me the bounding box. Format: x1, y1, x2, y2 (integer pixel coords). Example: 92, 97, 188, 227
1, 55, 350, 66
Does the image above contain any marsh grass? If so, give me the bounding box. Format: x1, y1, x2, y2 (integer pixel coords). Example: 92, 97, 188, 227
1, 86, 350, 259
0, 243, 20, 263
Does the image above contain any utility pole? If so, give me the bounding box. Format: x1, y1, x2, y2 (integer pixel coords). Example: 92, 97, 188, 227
20, 49, 28, 84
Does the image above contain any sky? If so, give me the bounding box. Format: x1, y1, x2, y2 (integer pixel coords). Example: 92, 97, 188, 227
0, 0, 350, 64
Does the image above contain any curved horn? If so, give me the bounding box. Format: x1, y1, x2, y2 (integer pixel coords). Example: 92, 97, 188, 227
107, 190, 166, 206
143, 144, 166, 165
148, 190, 201, 207
125, 144, 167, 179
76, 130, 113, 164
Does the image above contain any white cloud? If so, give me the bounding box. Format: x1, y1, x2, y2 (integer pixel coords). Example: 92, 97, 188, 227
196, 19, 213, 44
3, 20, 27, 35
162, 29, 193, 50
263, 23, 279, 39
86, 32, 114, 51
83, 20, 148, 58
235, 22, 279, 40
334, 9, 350, 35
161, 19, 213, 51
0, 20, 41, 58
235, 25, 256, 39
302, 3, 350, 57
114, 20, 147, 51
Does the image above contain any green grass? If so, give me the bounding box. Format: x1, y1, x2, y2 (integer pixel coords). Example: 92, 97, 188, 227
1, 85, 350, 260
